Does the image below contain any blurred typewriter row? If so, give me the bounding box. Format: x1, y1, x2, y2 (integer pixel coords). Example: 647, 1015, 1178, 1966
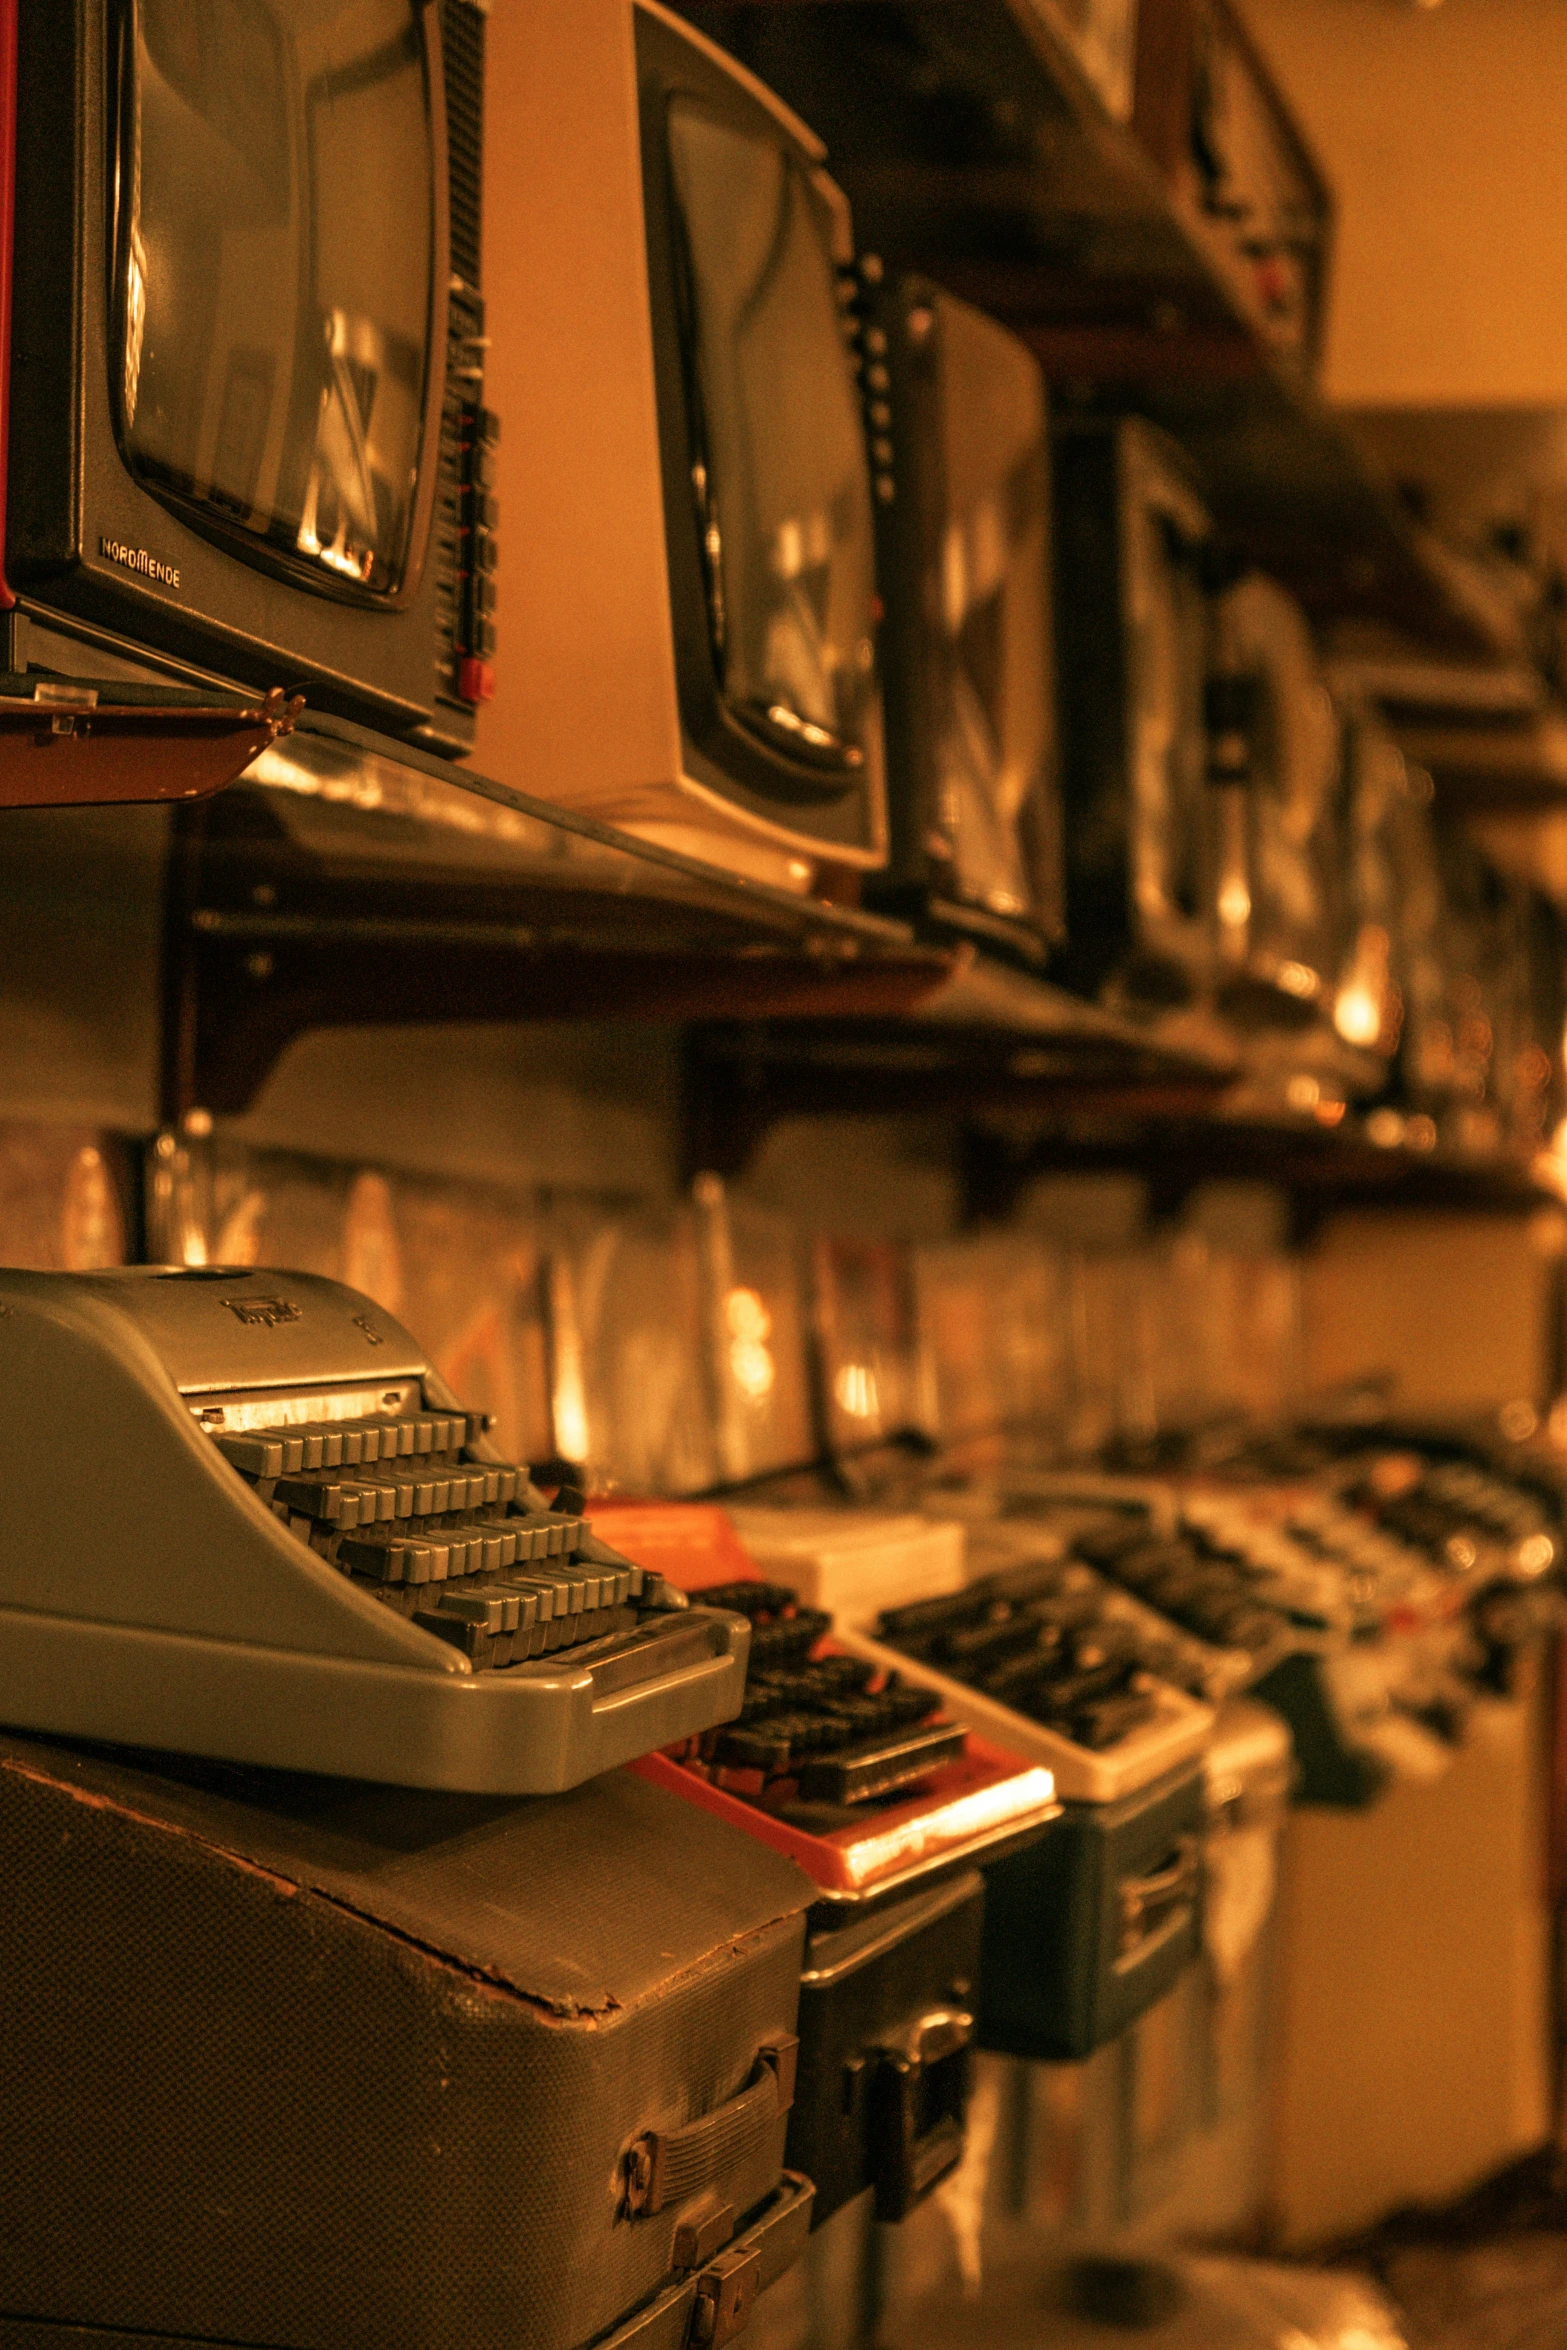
1, 1113, 1561, 2350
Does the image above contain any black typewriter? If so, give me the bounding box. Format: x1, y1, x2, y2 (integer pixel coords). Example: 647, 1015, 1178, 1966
1069, 1520, 1293, 1660
682, 1581, 967, 1810
0, 1267, 750, 1793
873, 1560, 1175, 1753
1350, 1454, 1559, 1582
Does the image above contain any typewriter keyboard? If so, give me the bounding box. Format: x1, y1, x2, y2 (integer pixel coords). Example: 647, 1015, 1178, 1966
679, 1581, 966, 1805
874, 1561, 1174, 1752
201, 1399, 644, 1667
1347, 1456, 1558, 1582
1070, 1521, 1291, 1656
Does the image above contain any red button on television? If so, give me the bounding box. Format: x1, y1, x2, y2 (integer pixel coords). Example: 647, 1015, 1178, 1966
458, 656, 496, 705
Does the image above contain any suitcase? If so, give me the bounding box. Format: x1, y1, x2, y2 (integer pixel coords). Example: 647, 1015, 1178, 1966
793, 1869, 986, 2229
0, 1732, 816, 2350
978, 1761, 1205, 2061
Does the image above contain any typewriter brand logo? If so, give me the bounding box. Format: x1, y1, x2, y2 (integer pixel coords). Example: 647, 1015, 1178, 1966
351, 1313, 386, 1346
99, 535, 181, 591
221, 1296, 301, 1329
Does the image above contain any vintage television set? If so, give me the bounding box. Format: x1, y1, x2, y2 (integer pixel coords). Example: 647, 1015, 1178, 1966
867, 276, 1064, 962
1130, 0, 1333, 373
1206, 569, 1341, 1028
4, 0, 494, 757
480, 0, 887, 894
1023, 0, 1141, 122
1052, 416, 1216, 1011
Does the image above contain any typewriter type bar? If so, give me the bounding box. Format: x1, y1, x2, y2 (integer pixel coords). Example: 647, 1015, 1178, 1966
0, 1269, 749, 1792
602, 1503, 1059, 1904
0, 1732, 816, 2350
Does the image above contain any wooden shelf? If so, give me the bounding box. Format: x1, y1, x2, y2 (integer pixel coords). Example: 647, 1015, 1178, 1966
161, 715, 954, 1121
681, 964, 1241, 1179
957, 1109, 1566, 1231
1392, 710, 1567, 812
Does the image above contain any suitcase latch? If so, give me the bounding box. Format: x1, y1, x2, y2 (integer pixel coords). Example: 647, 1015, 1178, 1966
672, 2191, 735, 2271
687, 2245, 761, 2349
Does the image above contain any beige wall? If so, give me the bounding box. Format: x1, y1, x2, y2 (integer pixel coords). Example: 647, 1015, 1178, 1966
1280, 1210, 1559, 2244
1271, 1681, 1552, 2246
1301, 1208, 1564, 1412
1239, 0, 1567, 406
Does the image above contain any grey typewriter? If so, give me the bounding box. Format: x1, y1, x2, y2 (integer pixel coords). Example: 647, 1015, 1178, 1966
0, 1267, 750, 1792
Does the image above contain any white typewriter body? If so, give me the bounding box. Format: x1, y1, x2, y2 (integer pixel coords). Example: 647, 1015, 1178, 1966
0, 1267, 749, 1791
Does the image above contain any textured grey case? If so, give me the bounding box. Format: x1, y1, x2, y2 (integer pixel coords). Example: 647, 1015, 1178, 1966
0, 1735, 814, 2350
0, 1267, 749, 1790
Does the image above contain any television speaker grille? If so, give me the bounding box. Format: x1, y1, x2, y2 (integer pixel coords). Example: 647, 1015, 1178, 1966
441, 0, 485, 293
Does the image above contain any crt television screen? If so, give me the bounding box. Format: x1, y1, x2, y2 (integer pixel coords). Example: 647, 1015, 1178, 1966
928, 295, 1056, 925
1129, 499, 1209, 949
666, 97, 881, 783
116, 0, 436, 603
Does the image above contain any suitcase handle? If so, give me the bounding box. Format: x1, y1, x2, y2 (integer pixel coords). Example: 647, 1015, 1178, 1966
867, 2005, 974, 2224
1115, 1835, 1201, 1967
625, 2036, 799, 2218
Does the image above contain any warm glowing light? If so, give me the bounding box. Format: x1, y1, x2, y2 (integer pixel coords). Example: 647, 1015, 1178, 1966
554, 1389, 590, 1467
1334, 984, 1382, 1048
726, 1287, 771, 1341
725, 1290, 776, 1402
730, 1339, 776, 1402
1218, 877, 1252, 929
941, 523, 967, 634
1285, 1074, 1320, 1113
548, 1261, 591, 1466
1277, 960, 1318, 1000
834, 1362, 881, 1422
1516, 1532, 1556, 1578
